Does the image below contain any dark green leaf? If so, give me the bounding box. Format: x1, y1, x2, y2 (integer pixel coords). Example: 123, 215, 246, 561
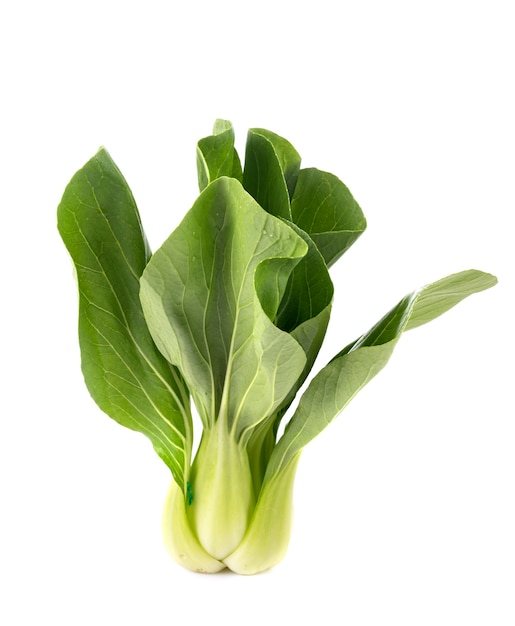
290, 168, 366, 267
57, 148, 192, 492
247, 225, 334, 487
242, 128, 301, 220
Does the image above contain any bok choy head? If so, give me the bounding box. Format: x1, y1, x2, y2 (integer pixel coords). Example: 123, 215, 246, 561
57, 120, 497, 574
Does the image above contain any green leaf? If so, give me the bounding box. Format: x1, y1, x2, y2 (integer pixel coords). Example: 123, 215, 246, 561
242, 130, 366, 267
266, 269, 497, 478
403, 269, 497, 331
57, 148, 192, 492
242, 128, 301, 220
274, 221, 334, 407
196, 119, 242, 191
290, 168, 367, 267
139, 176, 308, 438
246, 225, 334, 488
275, 222, 333, 332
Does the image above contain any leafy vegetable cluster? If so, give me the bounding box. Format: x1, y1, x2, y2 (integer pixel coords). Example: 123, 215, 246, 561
57, 120, 496, 574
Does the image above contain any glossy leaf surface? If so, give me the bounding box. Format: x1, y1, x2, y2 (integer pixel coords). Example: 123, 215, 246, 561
57, 149, 191, 491
140, 176, 308, 438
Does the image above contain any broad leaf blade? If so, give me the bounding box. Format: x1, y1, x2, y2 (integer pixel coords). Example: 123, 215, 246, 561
140, 176, 308, 438
290, 168, 366, 267
57, 149, 192, 492
266, 269, 497, 477
196, 119, 242, 191
242, 128, 301, 220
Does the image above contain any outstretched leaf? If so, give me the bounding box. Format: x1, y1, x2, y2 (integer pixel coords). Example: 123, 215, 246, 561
139, 176, 308, 438
266, 270, 497, 478
57, 149, 192, 492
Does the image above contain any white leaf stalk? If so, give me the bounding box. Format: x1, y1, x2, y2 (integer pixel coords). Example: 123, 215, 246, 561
162, 431, 300, 574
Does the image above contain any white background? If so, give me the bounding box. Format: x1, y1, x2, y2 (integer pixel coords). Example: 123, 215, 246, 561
1, 1, 513, 624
